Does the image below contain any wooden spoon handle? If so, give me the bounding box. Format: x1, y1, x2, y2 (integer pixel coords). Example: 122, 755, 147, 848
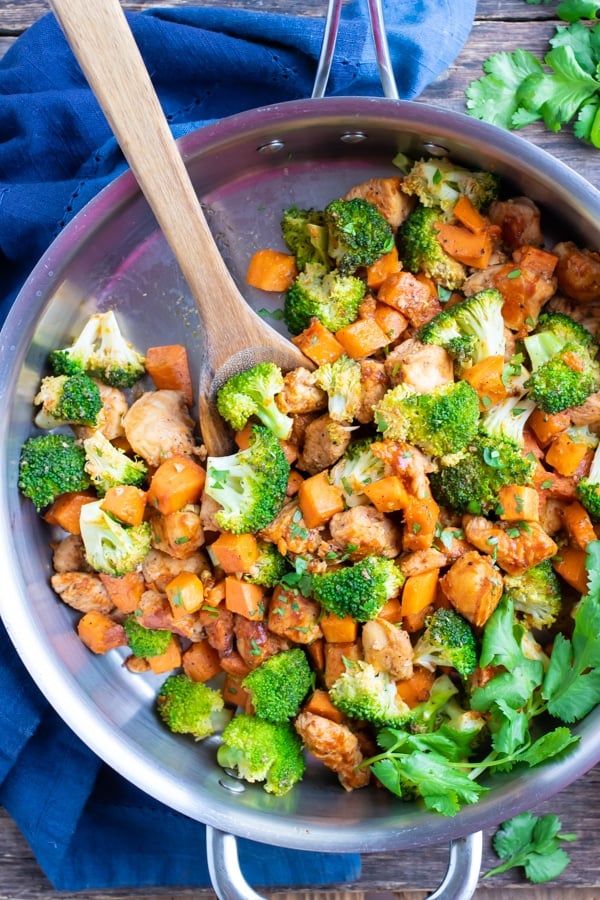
49, 0, 259, 340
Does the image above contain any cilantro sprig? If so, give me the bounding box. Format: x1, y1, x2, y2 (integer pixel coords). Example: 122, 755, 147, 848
364, 541, 600, 816
465, 2, 600, 146
485, 812, 577, 883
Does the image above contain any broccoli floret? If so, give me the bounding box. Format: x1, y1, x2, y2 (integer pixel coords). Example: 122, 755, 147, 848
429, 432, 536, 515
329, 660, 411, 727
79, 498, 152, 576
534, 311, 596, 352
313, 354, 362, 424
324, 197, 395, 275
217, 714, 305, 796
123, 615, 173, 658
204, 425, 290, 534
401, 156, 500, 215
312, 556, 404, 622
329, 437, 387, 507
420, 289, 506, 371
412, 608, 478, 679
398, 204, 467, 290
216, 361, 293, 440
157, 673, 230, 740
283, 262, 366, 335
83, 430, 148, 495
49, 311, 145, 388
577, 440, 600, 521
374, 380, 480, 457
33, 373, 103, 429
243, 540, 290, 588
408, 673, 459, 733
503, 560, 563, 630
242, 648, 314, 723
480, 394, 537, 448
280, 205, 330, 271
523, 334, 600, 414
18, 433, 91, 511
48, 314, 103, 376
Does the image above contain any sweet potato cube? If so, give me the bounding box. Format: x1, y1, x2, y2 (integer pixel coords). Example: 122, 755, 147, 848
210, 532, 259, 574
77, 610, 127, 654
334, 317, 390, 358
497, 485, 539, 523
297, 470, 345, 528
148, 636, 182, 675
146, 453, 206, 516
320, 610, 358, 643
552, 545, 589, 595
292, 318, 345, 366
401, 569, 439, 618
43, 490, 96, 535
303, 689, 345, 724
246, 248, 298, 291
183, 639, 223, 682
363, 475, 410, 513
224, 576, 266, 620
145, 344, 193, 407
102, 484, 147, 526
545, 432, 591, 477
365, 246, 401, 289
165, 570, 205, 619
372, 301, 408, 343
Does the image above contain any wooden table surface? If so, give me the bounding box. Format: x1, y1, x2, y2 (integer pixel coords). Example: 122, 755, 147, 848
2, 2, 600, 898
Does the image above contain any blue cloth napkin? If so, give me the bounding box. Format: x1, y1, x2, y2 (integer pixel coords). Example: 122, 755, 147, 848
0, 1, 476, 891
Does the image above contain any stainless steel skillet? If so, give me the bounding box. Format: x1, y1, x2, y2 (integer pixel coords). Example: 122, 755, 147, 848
2, 3, 600, 899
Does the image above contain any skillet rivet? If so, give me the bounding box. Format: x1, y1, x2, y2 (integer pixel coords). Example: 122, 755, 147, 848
257, 140, 286, 154
421, 142, 450, 157
218, 774, 246, 793
340, 131, 367, 143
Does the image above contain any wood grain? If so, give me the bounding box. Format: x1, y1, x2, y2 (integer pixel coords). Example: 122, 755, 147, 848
2, 1, 600, 897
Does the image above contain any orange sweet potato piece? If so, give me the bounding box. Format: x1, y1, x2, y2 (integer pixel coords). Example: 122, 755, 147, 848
146, 453, 206, 516
323, 641, 361, 689
462, 356, 508, 409
402, 495, 439, 552
552, 545, 589, 595
401, 569, 439, 618
165, 570, 205, 618
246, 248, 298, 291
210, 532, 259, 574
292, 318, 345, 366
222, 673, 251, 709
372, 301, 409, 343
545, 432, 592, 477
497, 484, 540, 523
453, 194, 488, 233
145, 344, 193, 407
334, 317, 390, 358
435, 221, 493, 268
99, 570, 145, 614
376, 597, 404, 624
148, 635, 182, 675
102, 484, 147, 526
319, 610, 359, 643
395, 666, 436, 708
224, 576, 266, 620
77, 610, 127, 654
303, 689, 345, 724
365, 246, 401, 289
516, 244, 559, 278
560, 500, 597, 551
182, 639, 223, 682
362, 475, 410, 513
43, 490, 96, 535
528, 408, 571, 447
297, 470, 345, 528
376, 270, 442, 327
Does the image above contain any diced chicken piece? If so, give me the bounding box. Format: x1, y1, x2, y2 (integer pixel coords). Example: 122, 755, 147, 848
371, 440, 435, 499
462, 263, 506, 297
259, 499, 324, 557
463, 515, 558, 576
52, 534, 90, 573
544, 292, 600, 340
295, 710, 371, 791
199, 492, 223, 533
296, 413, 352, 475
198, 604, 235, 656
439, 550, 503, 628
234, 617, 289, 670
398, 548, 448, 578
362, 618, 413, 680
267, 585, 323, 644
122, 390, 197, 467
487, 196, 543, 249
141, 547, 210, 593
329, 505, 402, 559
150, 505, 205, 559
344, 176, 415, 230
538, 497, 565, 536
72, 383, 128, 441
384, 339, 454, 393
554, 241, 600, 304
466, 260, 557, 335
276, 367, 327, 415
50, 571, 114, 614
570, 391, 600, 429
136, 588, 203, 641
355, 359, 389, 424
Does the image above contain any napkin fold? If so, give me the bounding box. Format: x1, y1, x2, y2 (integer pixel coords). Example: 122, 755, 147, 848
0, 0, 476, 891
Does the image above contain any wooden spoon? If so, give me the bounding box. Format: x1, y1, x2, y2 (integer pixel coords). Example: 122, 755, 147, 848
49, 0, 312, 457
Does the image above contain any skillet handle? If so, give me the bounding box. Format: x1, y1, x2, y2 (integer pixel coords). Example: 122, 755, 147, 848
205, 826, 483, 900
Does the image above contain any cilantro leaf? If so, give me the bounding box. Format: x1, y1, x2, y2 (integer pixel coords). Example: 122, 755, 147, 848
484, 812, 577, 883
465, 50, 544, 129
395, 751, 488, 816
557, 0, 600, 23
534, 45, 600, 130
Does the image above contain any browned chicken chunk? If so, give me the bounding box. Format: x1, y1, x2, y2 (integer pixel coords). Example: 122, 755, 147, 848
488, 196, 543, 249
554, 241, 600, 304
276, 367, 327, 415
296, 413, 352, 475
439, 550, 503, 628
344, 176, 415, 230
295, 710, 371, 791
122, 390, 197, 466
234, 617, 289, 669
329, 505, 402, 559
362, 618, 413, 680
384, 339, 454, 393
50, 571, 113, 614
463, 515, 558, 576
